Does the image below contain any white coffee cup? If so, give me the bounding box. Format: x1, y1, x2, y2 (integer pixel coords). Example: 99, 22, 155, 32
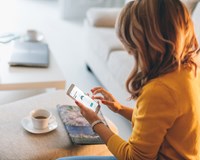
30, 109, 52, 130
24, 30, 44, 42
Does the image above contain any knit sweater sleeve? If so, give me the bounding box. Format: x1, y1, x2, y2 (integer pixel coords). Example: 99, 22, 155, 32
107, 81, 179, 160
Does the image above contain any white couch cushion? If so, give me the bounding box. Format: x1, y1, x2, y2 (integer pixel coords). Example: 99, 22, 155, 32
86, 8, 121, 28
125, 0, 133, 3
181, 0, 200, 13
60, 0, 124, 19
107, 50, 134, 88
85, 21, 123, 61
192, 2, 200, 44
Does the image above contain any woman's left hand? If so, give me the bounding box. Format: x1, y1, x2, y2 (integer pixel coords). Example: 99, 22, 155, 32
75, 101, 101, 124
75, 101, 114, 144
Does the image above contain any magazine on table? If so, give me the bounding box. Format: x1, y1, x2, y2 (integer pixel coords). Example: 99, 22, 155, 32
57, 104, 108, 145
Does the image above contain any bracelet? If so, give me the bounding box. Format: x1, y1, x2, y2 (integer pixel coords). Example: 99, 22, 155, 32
91, 120, 104, 130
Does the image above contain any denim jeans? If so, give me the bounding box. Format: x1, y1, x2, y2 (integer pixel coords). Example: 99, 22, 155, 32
57, 156, 117, 160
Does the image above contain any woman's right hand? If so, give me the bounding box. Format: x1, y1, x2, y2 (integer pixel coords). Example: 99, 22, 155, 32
91, 87, 122, 113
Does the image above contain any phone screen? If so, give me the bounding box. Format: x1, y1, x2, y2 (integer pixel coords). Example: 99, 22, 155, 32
69, 85, 98, 111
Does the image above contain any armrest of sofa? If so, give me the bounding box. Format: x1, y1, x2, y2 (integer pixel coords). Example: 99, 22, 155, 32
86, 8, 121, 28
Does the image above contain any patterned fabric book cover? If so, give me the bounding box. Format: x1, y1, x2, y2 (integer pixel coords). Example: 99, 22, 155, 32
57, 104, 108, 145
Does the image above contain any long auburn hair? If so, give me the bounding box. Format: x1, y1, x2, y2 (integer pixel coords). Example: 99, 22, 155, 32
116, 0, 199, 99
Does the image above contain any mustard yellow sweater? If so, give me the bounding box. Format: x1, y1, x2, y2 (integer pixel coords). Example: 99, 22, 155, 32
107, 67, 200, 160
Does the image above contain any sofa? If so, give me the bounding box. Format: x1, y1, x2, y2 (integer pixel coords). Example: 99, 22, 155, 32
83, 0, 200, 140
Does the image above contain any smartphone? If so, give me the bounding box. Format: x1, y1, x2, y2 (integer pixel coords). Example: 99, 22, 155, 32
67, 84, 99, 112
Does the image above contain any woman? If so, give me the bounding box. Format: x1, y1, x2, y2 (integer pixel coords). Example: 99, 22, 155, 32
58, 0, 200, 159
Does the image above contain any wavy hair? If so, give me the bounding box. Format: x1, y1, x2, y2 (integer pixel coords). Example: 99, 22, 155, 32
116, 0, 199, 99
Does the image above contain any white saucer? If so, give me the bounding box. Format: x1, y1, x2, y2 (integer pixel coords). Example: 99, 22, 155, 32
21, 116, 58, 134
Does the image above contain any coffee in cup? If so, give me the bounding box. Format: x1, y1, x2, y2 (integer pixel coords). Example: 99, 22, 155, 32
30, 109, 51, 130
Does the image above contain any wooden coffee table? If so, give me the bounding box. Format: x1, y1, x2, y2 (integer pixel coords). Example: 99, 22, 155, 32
0, 43, 65, 90
0, 90, 116, 160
